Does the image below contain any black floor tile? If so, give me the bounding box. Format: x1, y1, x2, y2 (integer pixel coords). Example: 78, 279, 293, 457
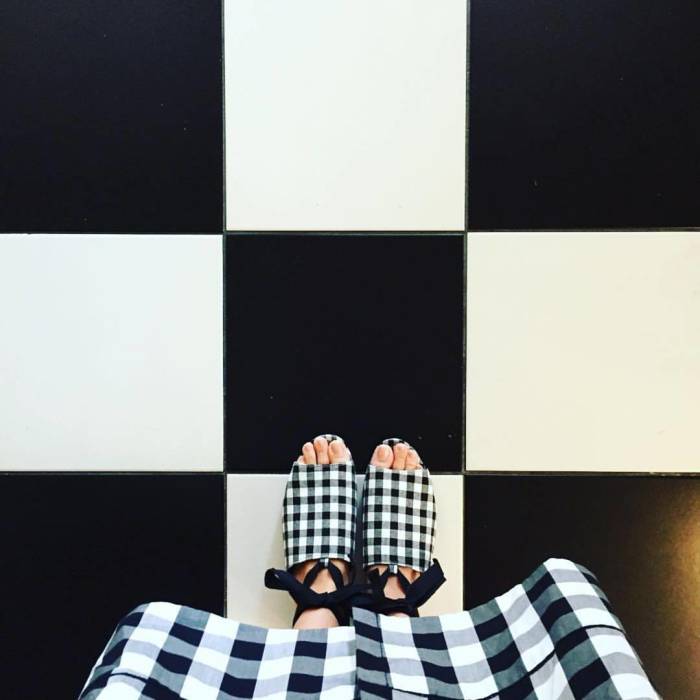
465, 474, 700, 699
1, 473, 225, 699
225, 234, 464, 472
468, 0, 700, 229
0, 1, 222, 232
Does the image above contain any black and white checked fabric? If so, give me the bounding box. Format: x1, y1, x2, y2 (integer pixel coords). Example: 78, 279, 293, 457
79, 601, 356, 699
362, 439, 435, 573
284, 434, 357, 570
80, 559, 657, 699
355, 558, 659, 700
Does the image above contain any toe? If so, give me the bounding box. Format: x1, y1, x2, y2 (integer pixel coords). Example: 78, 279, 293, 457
393, 442, 408, 470
371, 443, 393, 469
329, 438, 349, 463
314, 436, 330, 464
302, 441, 317, 465
405, 448, 421, 470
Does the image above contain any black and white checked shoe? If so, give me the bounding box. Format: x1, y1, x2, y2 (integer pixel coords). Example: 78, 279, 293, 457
357, 437, 446, 617
264, 434, 369, 626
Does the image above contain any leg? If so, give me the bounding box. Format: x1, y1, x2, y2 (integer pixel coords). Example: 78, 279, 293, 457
293, 436, 351, 630
366, 441, 423, 617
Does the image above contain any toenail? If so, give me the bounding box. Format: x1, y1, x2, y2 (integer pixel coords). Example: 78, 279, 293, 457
378, 445, 391, 459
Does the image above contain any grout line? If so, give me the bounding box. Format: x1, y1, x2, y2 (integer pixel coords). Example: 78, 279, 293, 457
223, 470, 469, 477
462, 470, 467, 611
462, 0, 470, 482
222, 232, 227, 473
223, 471, 228, 618
0, 231, 224, 236
462, 231, 467, 474
0, 471, 226, 476
221, 230, 228, 618
466, 228, 700, 233
221, 0, 227, 234
463, 471, 700, 478
3, 470, 696, 477
463, 0, 470, 614
222, 230, 466, 237
464, 0, 471, 233
221, 2, 227, 616
1, 228, 696, 236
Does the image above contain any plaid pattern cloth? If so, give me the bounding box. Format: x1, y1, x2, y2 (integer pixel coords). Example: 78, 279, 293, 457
79, 602, 356, 699
284, 434, 357, 570
362, 439, 436, 572
79, 559, 658, 700
355, 558, 659, 699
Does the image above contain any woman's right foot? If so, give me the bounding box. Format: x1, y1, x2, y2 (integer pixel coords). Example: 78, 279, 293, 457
367, 441, 424, 616
292, 435, 351, 630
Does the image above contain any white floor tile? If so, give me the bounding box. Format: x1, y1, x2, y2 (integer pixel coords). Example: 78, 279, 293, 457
226, 473, 464, 627
0, 234, 223, 470
467, 231, 700, 471
224, 0, 466, 231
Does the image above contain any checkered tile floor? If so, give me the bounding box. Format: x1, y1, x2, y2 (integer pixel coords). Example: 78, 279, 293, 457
1, 1, 699, 698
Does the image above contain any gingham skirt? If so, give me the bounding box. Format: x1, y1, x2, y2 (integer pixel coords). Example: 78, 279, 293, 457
79, 559, 659, 700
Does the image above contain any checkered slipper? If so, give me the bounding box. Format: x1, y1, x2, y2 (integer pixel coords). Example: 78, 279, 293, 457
264, 434, 370, 626
356, 437, 446, 617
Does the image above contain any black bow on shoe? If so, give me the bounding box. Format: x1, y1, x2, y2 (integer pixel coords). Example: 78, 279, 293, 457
265, 559, 372, 626
360, 559, 446, 617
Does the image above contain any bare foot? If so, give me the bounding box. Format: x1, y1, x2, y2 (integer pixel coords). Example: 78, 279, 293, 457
292, 436, 351, 630
367, 441, 423, 617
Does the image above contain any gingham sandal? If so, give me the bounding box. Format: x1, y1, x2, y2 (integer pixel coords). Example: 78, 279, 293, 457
264, 434, 369, 626
356, 437, 446, 617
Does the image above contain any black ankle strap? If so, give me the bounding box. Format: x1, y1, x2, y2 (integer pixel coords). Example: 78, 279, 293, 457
360, 560, 446, 617
265, 559, 370, 626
